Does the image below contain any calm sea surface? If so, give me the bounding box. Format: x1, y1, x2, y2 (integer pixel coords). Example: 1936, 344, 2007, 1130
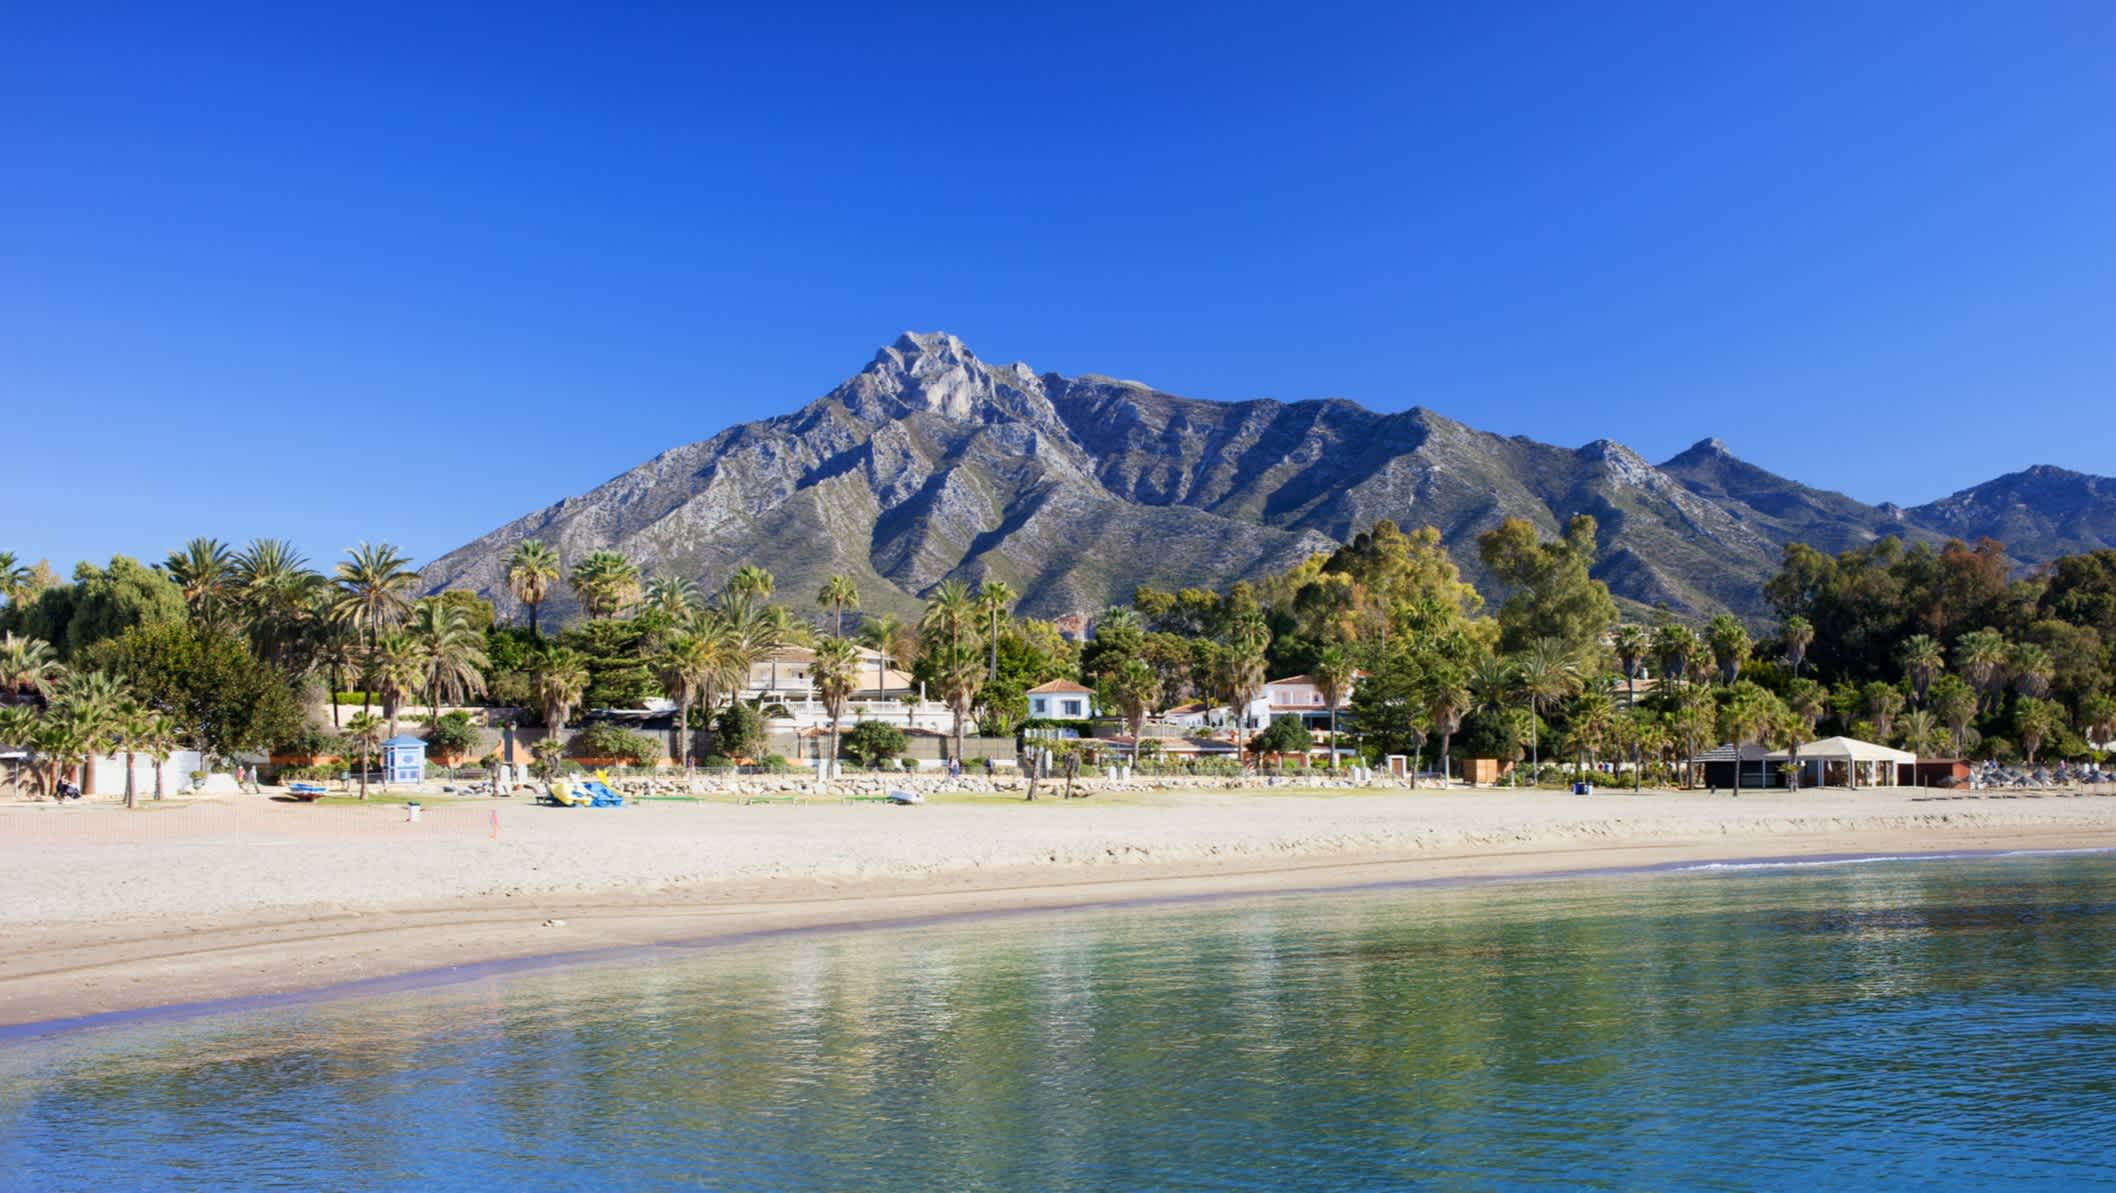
4, 854, 2115, 1191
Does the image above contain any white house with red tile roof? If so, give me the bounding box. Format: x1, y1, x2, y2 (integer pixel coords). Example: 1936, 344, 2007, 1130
1027, 679, 1097, 720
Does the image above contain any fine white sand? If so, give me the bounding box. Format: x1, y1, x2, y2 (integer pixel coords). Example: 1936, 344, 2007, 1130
4, 784, 2114, 1027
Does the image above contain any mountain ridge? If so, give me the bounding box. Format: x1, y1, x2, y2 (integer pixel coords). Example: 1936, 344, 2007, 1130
420, 332, 2116, 624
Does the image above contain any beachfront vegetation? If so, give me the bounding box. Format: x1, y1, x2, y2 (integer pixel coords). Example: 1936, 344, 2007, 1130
11, 517, 2116, 803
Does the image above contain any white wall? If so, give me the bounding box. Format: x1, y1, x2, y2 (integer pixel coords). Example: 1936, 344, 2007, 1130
85, 750, 204, 796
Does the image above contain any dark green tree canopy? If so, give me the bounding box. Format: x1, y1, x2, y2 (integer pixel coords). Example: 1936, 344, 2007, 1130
83, 621, 302, 760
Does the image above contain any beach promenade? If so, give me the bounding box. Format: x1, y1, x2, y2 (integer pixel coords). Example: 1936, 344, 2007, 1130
5, 785, 2116, 1029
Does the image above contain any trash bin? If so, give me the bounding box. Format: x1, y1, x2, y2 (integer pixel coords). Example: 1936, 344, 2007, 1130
406, 801, 422, 822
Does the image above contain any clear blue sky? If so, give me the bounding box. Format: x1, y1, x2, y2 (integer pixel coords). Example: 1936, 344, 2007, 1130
7, 2, 2114, 576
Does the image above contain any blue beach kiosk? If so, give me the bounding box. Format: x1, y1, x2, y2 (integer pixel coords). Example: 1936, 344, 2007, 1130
381, 735, 427, 785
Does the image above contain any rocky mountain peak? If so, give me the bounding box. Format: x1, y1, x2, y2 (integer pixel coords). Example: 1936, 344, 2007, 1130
836, 330, 1055, 426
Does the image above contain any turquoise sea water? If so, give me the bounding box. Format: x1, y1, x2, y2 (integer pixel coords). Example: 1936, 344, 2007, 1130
4, 853, 2115, 1191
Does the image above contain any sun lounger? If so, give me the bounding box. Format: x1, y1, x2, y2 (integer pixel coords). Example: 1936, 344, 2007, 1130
742, 793, 797, 805
285, 782, 328, 801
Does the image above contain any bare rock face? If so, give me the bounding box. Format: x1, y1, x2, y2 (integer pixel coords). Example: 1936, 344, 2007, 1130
421, 333, 2116, 625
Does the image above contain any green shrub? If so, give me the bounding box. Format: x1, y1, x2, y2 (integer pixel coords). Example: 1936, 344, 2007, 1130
274, 724, 345, 756
713, 701, 768, 761
701, 754, 735, 771
424, 710, 480, 760
841, 721, 908, 768
760, 754, 792, 774
332, 691, 380, 705
577, 721, 660, 765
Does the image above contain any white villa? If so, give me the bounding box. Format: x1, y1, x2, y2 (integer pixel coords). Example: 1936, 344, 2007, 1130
1241, 673, 1360, 733
1027, 680, 1096, 720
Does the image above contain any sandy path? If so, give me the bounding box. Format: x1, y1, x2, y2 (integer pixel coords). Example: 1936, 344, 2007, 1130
4, 785, 2114, 1029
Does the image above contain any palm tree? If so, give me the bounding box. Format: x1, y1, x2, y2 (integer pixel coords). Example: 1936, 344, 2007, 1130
372, 632, 426, 740
1785, 677, 1826, 740
142, 712, 180, 801
928, 641, 984, 765
1861, 682, 1906, 740
532, 647, 591, 733
32, 711, 90, 799
859, 612, 908, 693
53, 671, 128, 797
1956, 628, 2011, 712
1515, 638, 1580, 775
1897, 709, 1945, 758
112, 697, 151, 810
313, 611, 361, 728
232, 538, 320, 670
1652, 623, 1700, 687
1105, 658, 1162, 765
728, 565, 775, 600
162, 537, 235, 630
0, 552, 33, 609
1781, 615, 1815, 677
1610, 623, 1649, 706
1706, 615, 1751, 685
570, 550, 642, 620
530, 736, 567, 781
1467, 651, 1516, 716
412, 599, 488, 725
1931, 675, 1978, 757
1225, 612, 1271, 764
713, 590, 789, 707
1569, 689, 1617, 776
1425, 672, 1470, 784
2080, 693, 2116, 751
816, 574, 860, 639
644, 574, 701, 624
975, 581, 1016, 681
1312, 645, 1356, 768
656, 631, 719, 771
2008, 642, 2054, 699
505, 540, 562, 637
810, 636, 860, 782
1899, 634, 1944, 706
2015, 698, 2062, 765
0, 633, 65, 703
344, 711, 384, 800
332, 542, 419, 715
920, 579, 978, 665
0, 705, 34, 794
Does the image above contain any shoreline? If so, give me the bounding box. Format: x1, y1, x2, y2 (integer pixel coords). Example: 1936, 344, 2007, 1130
5, 787, 2115, 1035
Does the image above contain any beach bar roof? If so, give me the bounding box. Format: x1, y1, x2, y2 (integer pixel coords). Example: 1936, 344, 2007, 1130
1766, 735, 1914, 789
1766, 736, 1915, 764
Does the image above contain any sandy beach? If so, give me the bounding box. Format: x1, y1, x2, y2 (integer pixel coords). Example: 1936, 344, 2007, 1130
5, 784, 2115, 1030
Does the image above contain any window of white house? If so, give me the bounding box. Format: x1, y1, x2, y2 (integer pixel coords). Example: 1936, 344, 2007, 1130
1062, 699, 1083, 717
